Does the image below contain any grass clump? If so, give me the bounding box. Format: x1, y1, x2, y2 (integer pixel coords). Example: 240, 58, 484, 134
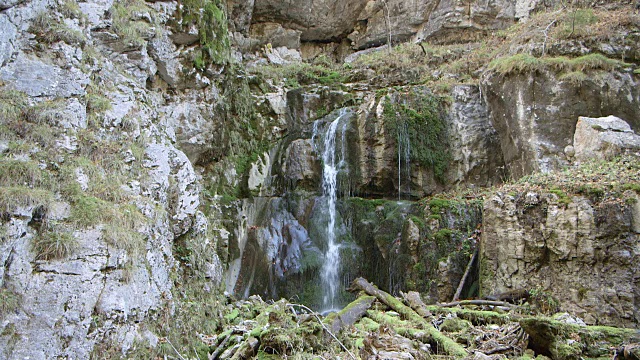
0, 187, 55, 214
0, 159, 52, 189
110, 0, 155, 48
32, 227, 78, 260
0, 288, 21, 317
29, 12, 85, 45
489, 52, 627, 76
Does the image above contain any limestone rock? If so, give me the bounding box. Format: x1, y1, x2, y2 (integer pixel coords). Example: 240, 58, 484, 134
281, 139, 319, 190
573, 115, 640, 161
143, 141, 200, 237
0, 53, 89, 97
447, 85, 505, 187
251, 0, 369, 42
149, 31, 183, 88
265, 45, 302, 65
160, 99, 215, 164
249, 22, 301, 50
482, 69, 640, 179
481, 192, 639, 327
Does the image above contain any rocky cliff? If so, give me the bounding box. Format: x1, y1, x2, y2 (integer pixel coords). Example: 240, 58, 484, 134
0, 0, 639, 358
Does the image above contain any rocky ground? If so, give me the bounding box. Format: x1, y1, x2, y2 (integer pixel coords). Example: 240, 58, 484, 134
1, 0, 639, 358
194, 278, 640, 360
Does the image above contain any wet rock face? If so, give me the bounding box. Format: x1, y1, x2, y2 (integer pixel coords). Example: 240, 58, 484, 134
482, 70, 640, 179
481, 192, 640, 327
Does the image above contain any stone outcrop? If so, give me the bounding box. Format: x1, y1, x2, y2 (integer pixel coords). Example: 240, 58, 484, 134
573, 115, 640, 162
481, 191, 640, 327
482, 69, 640, 179
231, 0, 549, 56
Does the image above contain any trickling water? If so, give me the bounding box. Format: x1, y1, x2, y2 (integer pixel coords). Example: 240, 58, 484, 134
313, 109, 349, 312
397, 121, 410, 200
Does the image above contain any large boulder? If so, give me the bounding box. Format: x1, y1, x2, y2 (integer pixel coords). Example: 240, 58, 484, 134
573, 115, 640, 162
482, 69, 640, 179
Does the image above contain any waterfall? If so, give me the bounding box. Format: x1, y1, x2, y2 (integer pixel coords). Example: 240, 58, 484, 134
397, 121, 410, 200
313, 108, 349, 312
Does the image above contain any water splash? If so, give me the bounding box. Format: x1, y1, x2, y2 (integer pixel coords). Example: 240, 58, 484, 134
313, 108, 349, 312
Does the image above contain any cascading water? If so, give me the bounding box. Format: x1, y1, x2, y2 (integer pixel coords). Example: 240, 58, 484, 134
313, 108, 349, 312
397, 120, 411, 200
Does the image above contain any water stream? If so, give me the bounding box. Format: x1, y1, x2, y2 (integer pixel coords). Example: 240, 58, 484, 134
313, 108, 349, 312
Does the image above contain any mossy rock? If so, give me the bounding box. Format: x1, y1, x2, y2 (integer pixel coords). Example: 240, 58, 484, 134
439, 317, 472, 333
520, 317, 640, 360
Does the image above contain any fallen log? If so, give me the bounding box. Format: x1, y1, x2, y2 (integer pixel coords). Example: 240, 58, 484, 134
324, 295, 376, 333
437, 299, 516, 308
400, 291, 432, 318
425, 306, 513, 325
350, 277, 467, 357
453, 248, 478, 301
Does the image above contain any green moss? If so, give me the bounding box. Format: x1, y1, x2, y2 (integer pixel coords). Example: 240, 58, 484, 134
383, 93, 450, 183
180, 0, 230, 66
549, 188, 571, 206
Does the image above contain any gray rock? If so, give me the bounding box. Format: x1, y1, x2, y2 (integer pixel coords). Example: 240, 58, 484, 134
160, 99, 215, 164
0, 0, 24, 10
149, 32, 183, 87
573, 116, 640, 161
482, 69, 640, 179
447, 85, 505, 187
482, 192, 639, 327
252, 0, 369, 42
0, 53, 89, 97
249, 22, 301, 50
143, 141, 200, 236
0, 13, 19, 66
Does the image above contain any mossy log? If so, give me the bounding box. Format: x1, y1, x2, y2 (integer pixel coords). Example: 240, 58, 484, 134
520, 317, 640, 360
324, 295, 376, 333
426, 305, 513, 325
400, 290, 432, 317
366, 310, 432, 344
350, 277, 467, 357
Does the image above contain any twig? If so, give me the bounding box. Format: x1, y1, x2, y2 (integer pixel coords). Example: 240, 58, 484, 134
286, 303, 357, 360
437, 299, 516, 308
541, 19, 557, 56
209, 332, 232, 360
164, 338, 187, 360
453, 247, 478, 301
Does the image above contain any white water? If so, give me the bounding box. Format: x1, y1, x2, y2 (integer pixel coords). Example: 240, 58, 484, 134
314, 109, 349, 311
